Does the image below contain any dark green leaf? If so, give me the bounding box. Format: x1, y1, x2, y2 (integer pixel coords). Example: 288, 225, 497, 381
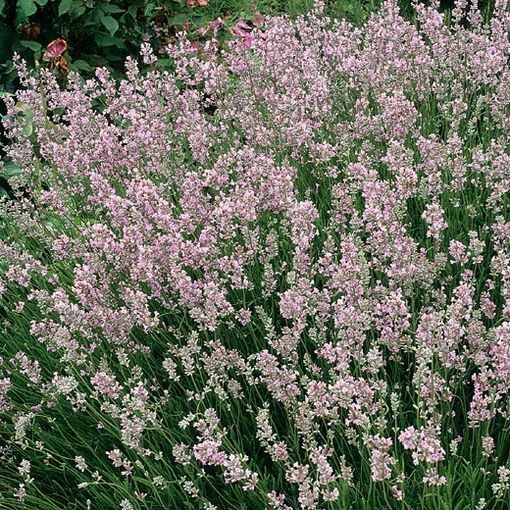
16, 0, 38, 23
127, 4, 139, 18
4, 161, 21, 177
19, 40, 41, 52
68, 3, 86, 17
71, 59, 94, 71
101, 5, 124, 14
168, 13, 188, 26
0, 22, 15, 60
94, 32, 125, 49
101, 15, 119, 36
192, 16, 208, 27
154, 58, 172, 67
143, 3, 156, 17
58, 0, 72, 16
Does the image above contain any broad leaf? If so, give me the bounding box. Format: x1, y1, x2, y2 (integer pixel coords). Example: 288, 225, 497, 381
101, 15, 119, 36
16, 0, 38, 23
19, 40, 42, 52
168, 13, 187, 26
58, 0, 72, 16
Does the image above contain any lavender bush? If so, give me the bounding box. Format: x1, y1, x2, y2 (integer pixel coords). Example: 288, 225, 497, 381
1, 1, 510, 508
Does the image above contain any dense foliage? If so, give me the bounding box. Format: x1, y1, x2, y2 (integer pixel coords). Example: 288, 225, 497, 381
0, 0, 271, 92
0, 0, 498, 93
1, 0, 510, 509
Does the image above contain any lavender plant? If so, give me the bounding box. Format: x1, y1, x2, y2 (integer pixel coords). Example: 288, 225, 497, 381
1, 1, 510, 508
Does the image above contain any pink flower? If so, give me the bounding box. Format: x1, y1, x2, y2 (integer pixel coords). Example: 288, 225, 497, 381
193, 439, 226, 466
422, 201, 447, 241
279, 289, 307, 320
369, 435, 396, 481
209, 18, 224, 35
231, 20, 254, 47
46, 38, 67, 57
91, 371, 122, 400
399, 426, 418, 450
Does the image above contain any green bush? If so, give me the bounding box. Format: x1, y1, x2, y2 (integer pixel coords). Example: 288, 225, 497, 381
0, 0, 268, 92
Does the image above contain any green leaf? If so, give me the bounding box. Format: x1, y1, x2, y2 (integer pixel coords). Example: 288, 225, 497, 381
16, 0, 37, 22
143, 2, 156, 17
68, 2, 85, 17
127, 4, 139, 18
23, 120, 33, 137
168, 13, 187, 26
58, 0, 72, 16
0, 22, 15, 60
101, 15, 119, 35
94, 32, 125, 49
71, 59, 94, 71
101, 4, 124, 14
4, 161, 21, 177
19, 40, 41, 52
192, 16, 208, 27
0, 0, 5, 16
154, 58, 172, 68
